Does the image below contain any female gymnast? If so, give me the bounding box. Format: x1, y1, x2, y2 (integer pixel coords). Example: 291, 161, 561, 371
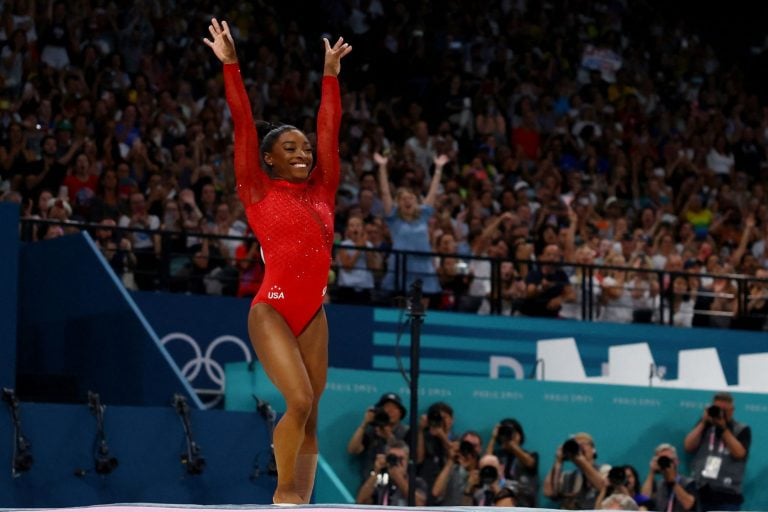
204, 18, 351, 504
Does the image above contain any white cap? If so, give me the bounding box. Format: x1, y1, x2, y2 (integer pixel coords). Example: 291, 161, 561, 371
514, 181, 530, 192
47, 197, 72, 216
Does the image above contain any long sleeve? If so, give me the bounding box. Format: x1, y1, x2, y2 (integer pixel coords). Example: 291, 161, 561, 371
310, 76, 342, 201
223, 63, 268, 205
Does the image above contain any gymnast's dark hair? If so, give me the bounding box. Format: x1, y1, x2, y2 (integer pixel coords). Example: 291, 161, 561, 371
257, 121, 300, 175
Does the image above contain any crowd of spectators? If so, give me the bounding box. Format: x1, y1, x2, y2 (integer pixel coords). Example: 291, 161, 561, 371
1, 0, 767, 329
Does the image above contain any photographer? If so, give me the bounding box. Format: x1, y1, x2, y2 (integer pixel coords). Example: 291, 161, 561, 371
640, 443, 696, 512
486, 418, 539, 507
416, 401, 455, 503
463, 454, 517, 506
347, 393, 409, 485
355, 440, 427, 506
431, 431, 482, 505
683, 392, 750, 511
544, 432, 607, 509
594, 465, 641, 510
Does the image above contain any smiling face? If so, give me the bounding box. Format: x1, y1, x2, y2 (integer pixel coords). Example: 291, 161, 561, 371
264, 129, 313, 182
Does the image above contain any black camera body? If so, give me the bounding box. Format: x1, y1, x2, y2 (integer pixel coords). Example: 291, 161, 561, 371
370, 407, 391, 428
707, 405, 722, 420
497, 424, 514, 443
608, 466, 627, 487
657, 455, 673, 470
479, 465, 499, 485
385, 453, 402, 467
427, 408, 444, 428
458, 440, 477, 457
561, 438, 581, 460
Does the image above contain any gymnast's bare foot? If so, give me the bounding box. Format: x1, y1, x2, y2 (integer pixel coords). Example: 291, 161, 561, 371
273, 490, 303, 505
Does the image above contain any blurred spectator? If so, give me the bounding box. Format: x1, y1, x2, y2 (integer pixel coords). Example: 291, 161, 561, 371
683, 392, 750, 511
485, 418, 539, 507
118, 191, 160, 290
335, 215, 382, 304
347, 393, 409, 487
416, 401, 456, 504
431, 431, 482, 506
640, 443, 696, 512
544, 432, 607, 510
520, 244, 573, 317
376, 152, 444, 306
464, 454, 517, 506
355, 439, 427, 506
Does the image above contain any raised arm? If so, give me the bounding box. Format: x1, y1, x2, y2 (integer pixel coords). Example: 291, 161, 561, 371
374, 152, 393, 216
423, 154, 448, 207
204, 18, 267, 205
311, 37, 352, 198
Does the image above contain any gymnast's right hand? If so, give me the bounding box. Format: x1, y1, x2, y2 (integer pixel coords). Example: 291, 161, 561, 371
203, 18, 237, 64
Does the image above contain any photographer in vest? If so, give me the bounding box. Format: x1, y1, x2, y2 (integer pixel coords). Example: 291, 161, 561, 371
640, 443, 697, 512
683, 392, 751, 511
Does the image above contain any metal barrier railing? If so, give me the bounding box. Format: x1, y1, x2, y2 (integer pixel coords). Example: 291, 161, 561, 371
18, 217, 768, 330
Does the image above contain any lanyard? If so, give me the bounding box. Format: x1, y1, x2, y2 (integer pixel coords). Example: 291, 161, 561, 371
707, 427, 725, 454
666, 480, 677, 512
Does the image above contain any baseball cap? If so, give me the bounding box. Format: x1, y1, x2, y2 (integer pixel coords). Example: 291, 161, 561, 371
513, 181, 530, 192
375, 392, 406, 419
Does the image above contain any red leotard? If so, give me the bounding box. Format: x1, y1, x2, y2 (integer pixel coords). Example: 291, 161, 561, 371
223, 63, 340, 336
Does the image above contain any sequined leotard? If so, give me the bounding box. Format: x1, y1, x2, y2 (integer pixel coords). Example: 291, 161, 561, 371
224, 63, 340, 336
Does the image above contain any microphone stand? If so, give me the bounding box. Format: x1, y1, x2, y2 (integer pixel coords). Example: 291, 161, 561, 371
406, 280, 425, 507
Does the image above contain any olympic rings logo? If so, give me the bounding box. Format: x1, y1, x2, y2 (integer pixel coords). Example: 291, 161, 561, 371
160, 332, 253, 409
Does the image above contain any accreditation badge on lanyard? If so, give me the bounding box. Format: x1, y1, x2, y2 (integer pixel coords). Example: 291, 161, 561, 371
701, 428, 725, 479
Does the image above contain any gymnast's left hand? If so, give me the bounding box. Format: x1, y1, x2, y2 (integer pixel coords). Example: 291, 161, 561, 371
323, 36, 352, 77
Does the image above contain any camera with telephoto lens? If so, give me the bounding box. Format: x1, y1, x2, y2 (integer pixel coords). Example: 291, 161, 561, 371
458, 440, 477, 457
657, 455, 673, 470
427, 408, 444, 428
707, 405, 722, 420
608, 466, 627, 487
497, 424, 514, 443
561, 438, 581, 460
385, 453, 402, 467
479, 465, 499, 485
369, 407, 391, 428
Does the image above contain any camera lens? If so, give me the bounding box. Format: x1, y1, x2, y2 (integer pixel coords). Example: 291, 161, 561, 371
427, 409, 443, 428
707, 405, 722, 419
385, 453, 401, 467
657, 455, 673, 470
608, 466, 627, 486
479, 465, 498, 485
561, 438, 581, 460
459, 440, 476, 456
371, 407, 390, 427
497, 424, 513, 442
